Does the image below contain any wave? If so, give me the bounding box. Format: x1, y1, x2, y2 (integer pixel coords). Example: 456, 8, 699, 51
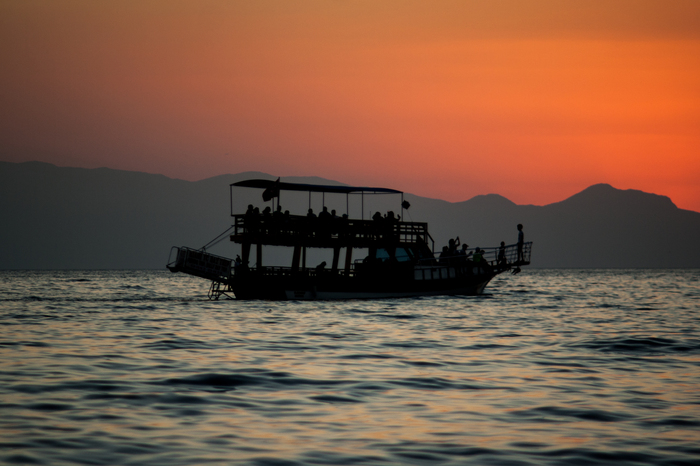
566, 336, 700, 354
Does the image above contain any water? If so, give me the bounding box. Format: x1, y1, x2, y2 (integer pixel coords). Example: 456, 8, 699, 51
1, 269, 699, 466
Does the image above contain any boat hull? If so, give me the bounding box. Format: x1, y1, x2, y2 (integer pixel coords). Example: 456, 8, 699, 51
228, 266, 499, 300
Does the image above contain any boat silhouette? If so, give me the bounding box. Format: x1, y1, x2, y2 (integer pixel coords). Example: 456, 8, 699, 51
167, 179, 532, 299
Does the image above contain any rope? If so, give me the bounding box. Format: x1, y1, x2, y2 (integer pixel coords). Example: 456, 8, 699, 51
201, 225, 236, 251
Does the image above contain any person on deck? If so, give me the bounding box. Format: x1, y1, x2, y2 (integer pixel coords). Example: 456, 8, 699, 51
447, 238, 459, 265
439, 246, 450, 265
458, 243, 472, 264
498, 241, 507, 266
315, 261, 327, 274
517, 224, 525, 263
473, 247, 489, 273
319, 206, 332, 219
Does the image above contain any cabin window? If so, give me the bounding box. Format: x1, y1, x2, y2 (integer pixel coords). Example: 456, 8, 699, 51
375, 247, 413, 262
375, 248, 390, 262
395, 247, 413, 262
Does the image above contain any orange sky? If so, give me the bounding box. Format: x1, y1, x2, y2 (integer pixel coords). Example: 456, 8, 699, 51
1, 0, 699, 211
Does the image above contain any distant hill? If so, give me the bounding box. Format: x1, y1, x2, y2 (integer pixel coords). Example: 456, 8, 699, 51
1, 161, 699, 269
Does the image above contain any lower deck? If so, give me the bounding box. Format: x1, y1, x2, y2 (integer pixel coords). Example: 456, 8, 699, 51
167, 241, 532, 300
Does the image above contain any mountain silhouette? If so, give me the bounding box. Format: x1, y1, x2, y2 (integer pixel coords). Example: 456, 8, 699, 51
1, 161, 698, 269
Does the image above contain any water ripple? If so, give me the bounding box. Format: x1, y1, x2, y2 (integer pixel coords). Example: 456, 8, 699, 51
0, 269, 699, 466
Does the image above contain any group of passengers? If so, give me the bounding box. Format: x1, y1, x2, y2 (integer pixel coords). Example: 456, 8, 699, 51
306, 206, 348, 222
243, 204, 293, 235
244, 204, 354, 238
245, 204, 291, 220
243, 203, 406, 240
438, 237, 511, 271
439, 237, 472, 266
307, 206, 352, 239
371, 210, 400, 223
370, 210, 402, 240
437, 236, 497, 271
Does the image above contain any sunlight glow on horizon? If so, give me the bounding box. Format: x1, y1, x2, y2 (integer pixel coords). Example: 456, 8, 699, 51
1, 1, 699, 211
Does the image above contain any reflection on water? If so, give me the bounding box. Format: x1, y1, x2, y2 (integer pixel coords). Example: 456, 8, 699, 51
1, 269, 700, 465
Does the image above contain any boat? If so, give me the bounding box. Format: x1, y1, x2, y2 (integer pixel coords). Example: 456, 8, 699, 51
166, 179, 532, 300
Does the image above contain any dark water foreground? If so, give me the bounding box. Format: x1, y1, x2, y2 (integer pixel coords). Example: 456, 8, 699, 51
1, 270, 699, 466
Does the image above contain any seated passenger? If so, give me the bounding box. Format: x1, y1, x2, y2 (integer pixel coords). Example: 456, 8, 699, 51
319, 206, 332, 219
439, 246, 450, 265
245, 207, 261, 234
458, 243, 472, 264
473, 247, 490, 273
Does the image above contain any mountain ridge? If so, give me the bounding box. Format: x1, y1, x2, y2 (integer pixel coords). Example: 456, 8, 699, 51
1, 161, 698, 269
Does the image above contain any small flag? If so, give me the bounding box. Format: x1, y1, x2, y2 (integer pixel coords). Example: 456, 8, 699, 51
262, 177, 280, 202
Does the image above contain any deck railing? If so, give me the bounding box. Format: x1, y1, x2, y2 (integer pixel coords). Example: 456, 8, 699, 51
230, 213, 433, 249
229, 242, 532, 278
418, 242, 532, 268
167, 246, 232, 283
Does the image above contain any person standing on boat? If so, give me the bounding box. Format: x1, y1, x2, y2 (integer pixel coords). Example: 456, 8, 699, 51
448, 238, 457, 255
498, 241, 507, 266
516, 224, 524, 263
448, 238, 459, 265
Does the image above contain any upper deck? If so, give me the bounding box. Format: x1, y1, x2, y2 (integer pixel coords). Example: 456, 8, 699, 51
230, 213, 433, 249
229, 179, 430, 249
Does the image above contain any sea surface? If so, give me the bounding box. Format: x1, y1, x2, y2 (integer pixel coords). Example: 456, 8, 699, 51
1, 269, 699, 466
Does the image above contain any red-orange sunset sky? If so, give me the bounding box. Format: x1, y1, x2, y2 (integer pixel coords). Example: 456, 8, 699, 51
2, 1, 699, 211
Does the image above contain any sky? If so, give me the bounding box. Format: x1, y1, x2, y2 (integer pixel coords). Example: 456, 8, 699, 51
1, 0, 699, 211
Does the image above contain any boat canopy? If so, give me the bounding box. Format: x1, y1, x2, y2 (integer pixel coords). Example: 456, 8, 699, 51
231, 179, 402, 195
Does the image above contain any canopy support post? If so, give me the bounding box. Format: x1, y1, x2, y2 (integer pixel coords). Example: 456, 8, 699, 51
344, 246, 353, 275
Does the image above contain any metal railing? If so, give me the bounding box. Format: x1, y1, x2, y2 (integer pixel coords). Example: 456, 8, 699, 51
233, 264, 357, 278
418, 242, 532, 268
230, 213, 433, 249
167, 246, 232, 283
